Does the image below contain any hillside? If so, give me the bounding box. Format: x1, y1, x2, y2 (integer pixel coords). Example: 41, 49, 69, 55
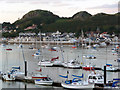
13, 10, 60, 29
2, 9, 120, 37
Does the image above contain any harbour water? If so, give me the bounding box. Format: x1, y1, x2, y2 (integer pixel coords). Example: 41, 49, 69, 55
0, 44, 119, 89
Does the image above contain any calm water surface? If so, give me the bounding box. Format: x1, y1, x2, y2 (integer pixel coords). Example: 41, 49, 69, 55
0, 44, 119, 89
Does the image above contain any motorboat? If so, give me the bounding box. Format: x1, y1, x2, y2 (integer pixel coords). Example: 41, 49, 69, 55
62, 60, 80, 69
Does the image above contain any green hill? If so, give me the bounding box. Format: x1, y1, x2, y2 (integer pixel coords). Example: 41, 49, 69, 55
2, 9, 120, 37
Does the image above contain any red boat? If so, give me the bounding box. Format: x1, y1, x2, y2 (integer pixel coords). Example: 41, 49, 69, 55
6, 48, 12, 51
82, 67, 95, 70
72, 46, 77, 48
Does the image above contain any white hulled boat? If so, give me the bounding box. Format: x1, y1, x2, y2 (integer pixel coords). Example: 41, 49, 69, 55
60, 74, 94, 89
61, 81, 94, 90
34, 77, 53, 85
38, 59, 53, 66
2, 72, 15, 81
102, 64, 117, 71
62, 60, 80, 69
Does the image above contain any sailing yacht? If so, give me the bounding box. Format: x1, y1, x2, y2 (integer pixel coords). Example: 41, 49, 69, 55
2, 48, 16, 81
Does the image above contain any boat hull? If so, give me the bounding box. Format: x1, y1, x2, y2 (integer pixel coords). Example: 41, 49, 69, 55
82, 67, 95, 70
35, 80, 53, 85
61, 82, 94, 90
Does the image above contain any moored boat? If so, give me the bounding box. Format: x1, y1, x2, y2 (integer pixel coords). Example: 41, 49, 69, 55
34, 77, 53, 85
62, 60, 80, 69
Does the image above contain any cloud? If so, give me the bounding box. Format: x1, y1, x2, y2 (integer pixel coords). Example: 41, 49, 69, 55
88, 3, 118, 9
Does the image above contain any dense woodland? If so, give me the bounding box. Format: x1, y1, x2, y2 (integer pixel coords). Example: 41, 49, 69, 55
2, 10, 120, 38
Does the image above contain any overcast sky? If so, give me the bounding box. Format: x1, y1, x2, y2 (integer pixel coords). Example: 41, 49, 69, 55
0, 0, 119, 23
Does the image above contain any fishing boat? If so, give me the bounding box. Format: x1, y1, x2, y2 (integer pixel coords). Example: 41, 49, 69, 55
62, 60, 80, 69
